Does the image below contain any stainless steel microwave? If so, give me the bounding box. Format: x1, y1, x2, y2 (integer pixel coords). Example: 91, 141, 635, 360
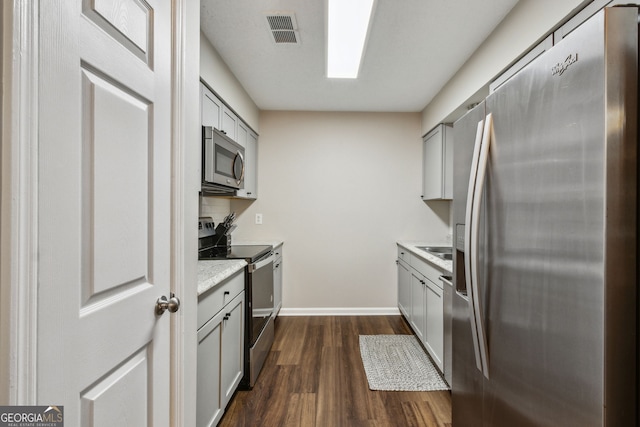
202, 126, 245, 192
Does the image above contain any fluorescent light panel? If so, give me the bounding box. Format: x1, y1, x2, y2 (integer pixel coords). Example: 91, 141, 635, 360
327, 0, 375, 79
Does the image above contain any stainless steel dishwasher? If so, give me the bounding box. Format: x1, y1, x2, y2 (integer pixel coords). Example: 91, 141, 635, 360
440, 275, 453, 386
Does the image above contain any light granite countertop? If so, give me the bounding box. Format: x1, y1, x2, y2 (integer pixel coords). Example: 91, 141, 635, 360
397, 240, 453, 274
197, 260, 247, 296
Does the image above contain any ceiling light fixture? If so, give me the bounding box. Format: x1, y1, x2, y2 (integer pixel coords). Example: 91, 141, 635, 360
326, 0, 375, 79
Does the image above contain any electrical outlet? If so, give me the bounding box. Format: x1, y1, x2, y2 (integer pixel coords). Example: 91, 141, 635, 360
255, 213, 263, 225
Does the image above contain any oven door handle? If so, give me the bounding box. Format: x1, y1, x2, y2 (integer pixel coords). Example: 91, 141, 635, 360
248, 253, 274, 272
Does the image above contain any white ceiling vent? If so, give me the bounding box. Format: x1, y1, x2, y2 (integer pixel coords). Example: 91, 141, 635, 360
265, 12, 300, 45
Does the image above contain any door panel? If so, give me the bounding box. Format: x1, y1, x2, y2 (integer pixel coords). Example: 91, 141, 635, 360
81, 66, 150, 301
83, 0, 152, 63
38, 1, 172, 425
80, 347, 150, 427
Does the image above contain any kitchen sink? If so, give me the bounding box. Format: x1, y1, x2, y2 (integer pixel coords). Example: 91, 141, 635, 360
417, 246, 453, 260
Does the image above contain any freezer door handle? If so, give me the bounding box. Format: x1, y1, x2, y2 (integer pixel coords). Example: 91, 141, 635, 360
464, 118, 485, 374
464, 113, 493, 379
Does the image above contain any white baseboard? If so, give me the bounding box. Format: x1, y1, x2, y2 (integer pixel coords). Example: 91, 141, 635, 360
278, 307, 401, 316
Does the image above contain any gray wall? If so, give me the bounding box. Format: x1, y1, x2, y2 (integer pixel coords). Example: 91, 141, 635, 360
230, 110, 451, 312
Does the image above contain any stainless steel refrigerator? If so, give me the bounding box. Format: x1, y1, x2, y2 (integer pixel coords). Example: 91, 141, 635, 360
452, 7, 637, 427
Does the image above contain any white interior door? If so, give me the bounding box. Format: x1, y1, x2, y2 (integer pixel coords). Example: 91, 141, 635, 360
37, 1, 173, 425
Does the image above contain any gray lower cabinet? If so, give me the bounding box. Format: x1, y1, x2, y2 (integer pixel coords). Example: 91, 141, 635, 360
397, 257, 411, 318
425, 279, 444, 369
273, 245, 283, 317
410, 270, 427, 343
220, 294, 244, 406
197, 309, 223, 427
396, 244, 445, 371
197, 270, 245, 427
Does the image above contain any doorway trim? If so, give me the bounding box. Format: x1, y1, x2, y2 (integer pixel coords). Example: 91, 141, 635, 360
0, 0, 39, 405
1, 4, 199, 426
170, 0, 199, 425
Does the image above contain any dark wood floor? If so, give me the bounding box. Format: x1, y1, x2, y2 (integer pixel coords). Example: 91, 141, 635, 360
219, 315, 452, 427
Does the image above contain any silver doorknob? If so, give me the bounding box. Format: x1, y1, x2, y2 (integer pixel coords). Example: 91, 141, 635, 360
155, 293, 181, 315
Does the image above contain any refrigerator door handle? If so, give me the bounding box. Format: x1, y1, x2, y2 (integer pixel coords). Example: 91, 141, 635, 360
470, 113, 493, 379
464, 118, 485, 374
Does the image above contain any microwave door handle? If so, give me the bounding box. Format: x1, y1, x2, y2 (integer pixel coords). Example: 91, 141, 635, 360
234, 151, 245, 183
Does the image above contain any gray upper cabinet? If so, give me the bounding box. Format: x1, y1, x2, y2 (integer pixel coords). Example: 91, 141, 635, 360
200, 81, 237, 140
422, 124, 453, 201
236, 122, 258, 199
236, 119, 248, 148
200, 81, 259, 200
201, 83, 223, 130
245, 131, 258, 199
221, 107, 238, 141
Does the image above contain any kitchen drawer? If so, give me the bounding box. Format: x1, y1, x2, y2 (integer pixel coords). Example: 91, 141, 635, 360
397, 245, 411, 263
411, 255, 443, 289
198, 269, 244, 330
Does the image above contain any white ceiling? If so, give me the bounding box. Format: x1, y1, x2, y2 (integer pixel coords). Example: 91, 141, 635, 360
200, 0, 520, 112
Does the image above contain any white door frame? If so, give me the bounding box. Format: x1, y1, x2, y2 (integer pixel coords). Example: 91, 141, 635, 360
170, 1, 200, 426
0, 0, 39, 405
0, 2, 200, 425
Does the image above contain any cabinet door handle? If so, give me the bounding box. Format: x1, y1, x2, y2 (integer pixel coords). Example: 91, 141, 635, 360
224, 291, 230, 296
